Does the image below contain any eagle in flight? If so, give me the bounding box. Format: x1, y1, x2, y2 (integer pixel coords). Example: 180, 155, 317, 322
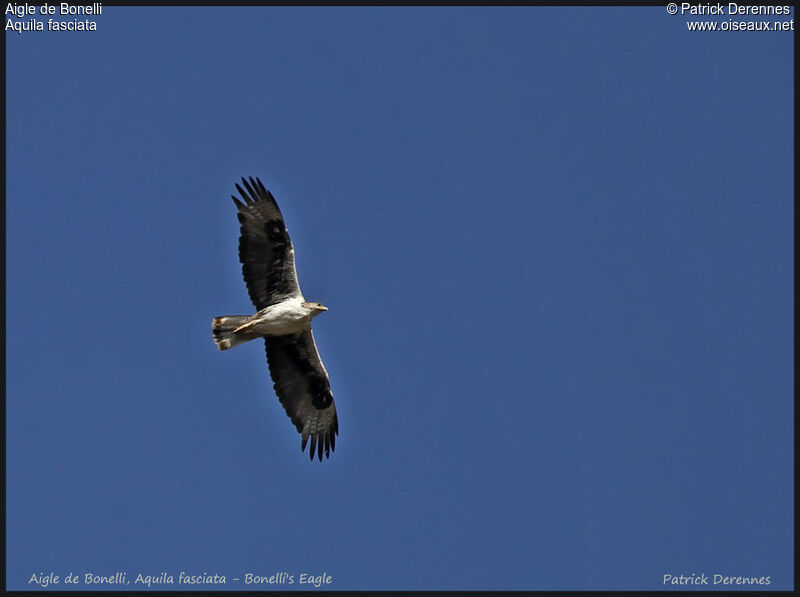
212, 177, 338, 461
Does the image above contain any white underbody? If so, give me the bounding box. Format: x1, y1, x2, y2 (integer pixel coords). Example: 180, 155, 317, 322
238, 296, 314, 336
213, 296, 326, 350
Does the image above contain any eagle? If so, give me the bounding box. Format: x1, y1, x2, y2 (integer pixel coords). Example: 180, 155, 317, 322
212, 177, 338, 461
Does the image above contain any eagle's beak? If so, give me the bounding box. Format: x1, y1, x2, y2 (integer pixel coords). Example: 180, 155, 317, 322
320, 305, 328, 311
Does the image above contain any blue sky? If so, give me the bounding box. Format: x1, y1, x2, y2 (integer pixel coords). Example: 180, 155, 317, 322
5, 6, 793, 591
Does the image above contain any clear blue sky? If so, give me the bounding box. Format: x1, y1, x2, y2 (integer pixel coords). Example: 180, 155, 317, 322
6, 6, 793, 591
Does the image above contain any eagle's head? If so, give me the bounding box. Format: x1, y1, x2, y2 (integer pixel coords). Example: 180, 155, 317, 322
302, 301, 328, 317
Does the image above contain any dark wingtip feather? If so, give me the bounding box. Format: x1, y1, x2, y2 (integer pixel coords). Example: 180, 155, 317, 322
241, 177, 257, 200
309, 435, 317, 461
300, 432, 336, 462
231, 195, 245, 209
234, 182, 251, 205
300, 433, 335, 461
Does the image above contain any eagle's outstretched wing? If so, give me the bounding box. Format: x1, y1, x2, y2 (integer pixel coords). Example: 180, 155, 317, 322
264, 331, 338, 461
232, 177, 302, 310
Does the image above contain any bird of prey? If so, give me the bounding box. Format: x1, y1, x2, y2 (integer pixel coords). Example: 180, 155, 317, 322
212, 177, 338, 461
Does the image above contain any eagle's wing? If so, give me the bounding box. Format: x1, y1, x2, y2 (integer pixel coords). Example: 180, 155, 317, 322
264, 330, 338, 461
232, 177, 302, 310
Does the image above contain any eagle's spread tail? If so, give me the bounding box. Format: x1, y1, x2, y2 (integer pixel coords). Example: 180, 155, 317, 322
212, 315, 252, 350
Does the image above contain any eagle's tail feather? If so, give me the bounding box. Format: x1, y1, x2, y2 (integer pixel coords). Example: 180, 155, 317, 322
212, 315, 252, 350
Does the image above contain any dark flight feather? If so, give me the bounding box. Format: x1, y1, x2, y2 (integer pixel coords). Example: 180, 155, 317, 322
264, 331, 338, 461
232, 177, 301, 310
